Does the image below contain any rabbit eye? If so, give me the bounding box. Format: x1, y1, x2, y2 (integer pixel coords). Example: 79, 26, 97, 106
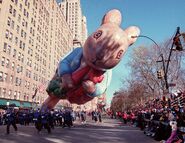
116, 50, 123, 59
93, 30, 102, 40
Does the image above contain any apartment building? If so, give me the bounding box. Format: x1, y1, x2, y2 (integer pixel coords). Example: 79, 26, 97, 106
59, 0, 87, 47
0, 0, 73, 108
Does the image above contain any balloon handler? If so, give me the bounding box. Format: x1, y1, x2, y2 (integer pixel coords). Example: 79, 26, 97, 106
41, 9, 140, 111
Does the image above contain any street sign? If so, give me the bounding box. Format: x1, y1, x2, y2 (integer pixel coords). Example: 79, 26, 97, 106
168, 83, 176, 87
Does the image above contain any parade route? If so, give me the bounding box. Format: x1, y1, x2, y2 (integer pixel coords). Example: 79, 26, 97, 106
0, 117, 158, 143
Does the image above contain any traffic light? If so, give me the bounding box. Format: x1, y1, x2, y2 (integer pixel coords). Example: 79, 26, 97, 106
173, 35, 183, 51
181, 33, 185, 42
157, 70, 164, 79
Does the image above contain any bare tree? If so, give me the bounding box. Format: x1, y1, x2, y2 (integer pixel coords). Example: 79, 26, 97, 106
111, 34, 185, 111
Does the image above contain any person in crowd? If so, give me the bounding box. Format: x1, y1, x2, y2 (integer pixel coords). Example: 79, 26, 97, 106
98, 111, 102, 122
71, 110, 76, 122
53, 110, 59, 126
93, 111, 98, 122
165, 120, 184, 143
0, 112, 2, 125
130, 112, 136, 125
48, 110, 55, 129
91, 111, 95, 121
58, 110, 64, 126
122, 112, 128, 124
63, 110, 72, 128
5, 108, 18, 134
18, 111, 24, 125
38, 111, 51, 134
80, 110, 86, 123
33, 109, 42, 133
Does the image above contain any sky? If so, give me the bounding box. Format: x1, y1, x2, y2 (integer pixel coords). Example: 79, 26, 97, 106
57, 0, 185, 106
80, 0, 185, 106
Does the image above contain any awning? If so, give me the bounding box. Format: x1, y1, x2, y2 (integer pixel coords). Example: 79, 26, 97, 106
22, 102, 32, 108
0, 99, 7, 105
9, 100, 21, 107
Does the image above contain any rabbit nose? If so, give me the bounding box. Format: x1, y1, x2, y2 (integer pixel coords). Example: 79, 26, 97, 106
97, 52, 104, 60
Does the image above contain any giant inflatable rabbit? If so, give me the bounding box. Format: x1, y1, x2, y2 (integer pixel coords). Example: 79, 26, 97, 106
41, 9, 140, 111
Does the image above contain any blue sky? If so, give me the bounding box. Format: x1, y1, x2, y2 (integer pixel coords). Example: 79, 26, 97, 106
80, 0, 185, 105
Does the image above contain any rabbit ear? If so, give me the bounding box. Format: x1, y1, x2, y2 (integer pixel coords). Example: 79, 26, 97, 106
124, 26, 140, 45
101, 9, 122, 26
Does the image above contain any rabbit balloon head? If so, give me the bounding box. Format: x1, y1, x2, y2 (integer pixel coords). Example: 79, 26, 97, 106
83, 9, 140, 71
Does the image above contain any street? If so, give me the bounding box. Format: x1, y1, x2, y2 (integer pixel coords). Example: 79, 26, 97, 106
0, 117, 158, 143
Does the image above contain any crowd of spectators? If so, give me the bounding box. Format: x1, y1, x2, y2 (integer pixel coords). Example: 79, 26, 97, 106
109, 91, 185, 143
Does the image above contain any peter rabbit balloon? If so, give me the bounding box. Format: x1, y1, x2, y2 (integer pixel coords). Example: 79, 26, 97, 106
41, 9, 140, 110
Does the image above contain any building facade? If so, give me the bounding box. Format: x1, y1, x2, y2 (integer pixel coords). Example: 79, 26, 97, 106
59, 0, 87, 47
0, 0, 73, 107
81, 16, 88, 45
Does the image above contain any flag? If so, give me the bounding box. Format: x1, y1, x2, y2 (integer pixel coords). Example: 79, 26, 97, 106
32, 88, 38, 99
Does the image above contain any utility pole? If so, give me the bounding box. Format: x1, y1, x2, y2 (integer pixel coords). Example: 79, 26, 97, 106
164, 27, 182, 92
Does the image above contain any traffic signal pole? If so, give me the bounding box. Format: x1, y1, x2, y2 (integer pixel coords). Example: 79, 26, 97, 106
164, 27, 181, 92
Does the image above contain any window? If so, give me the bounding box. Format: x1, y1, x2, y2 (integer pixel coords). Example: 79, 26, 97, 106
3, 73, 7, 82
3, 42, 7, 52
30, 27, 32, 34
25, 21, 28, 28
10, 75, 13, 83
22, 18, 25, 26
22, 43, 25, 51
25, 0, 28, 6
15, 77, 19, 85
18, 52, 21, 61
13, 49, 16, 57
1, 57, 5, 66
18, 14, 21, 22
26, 12, 29, 18
24, 9, 26, 16
9, 32, 13, 41
12, 62, 15, 70
19, 40, 22, 49
0, 71, 3, 81
19, 3, 22, 11
9, 5, 12, 14
17, 92, 20, 99
13, 9, 16, 17
6, 59, 10, 68
11, 20, 14, 29
24, 32, 27, 39
15, 0, 18, 5
7, 45, 11, 54
5, 29, 9, 39
24, 94, 26, 101
17, 65, 22, 73
21, 29, 24, 37
16, 25, 20, 33
7, 17, 11, 26
28, 2, 30, 9
21, 54, 24, 62
14, 91, 17, 99
15, 37, 18, 45
2, 88, 6, 98
8, 90, 12, 98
